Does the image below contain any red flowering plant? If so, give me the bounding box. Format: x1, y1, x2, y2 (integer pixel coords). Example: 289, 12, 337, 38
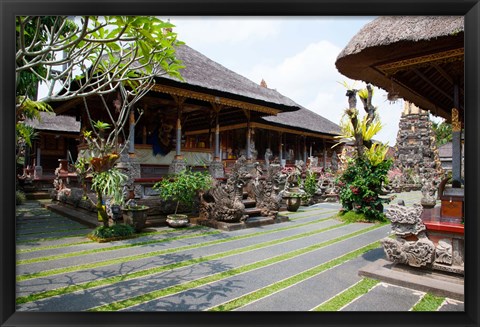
336, 157, 392, 222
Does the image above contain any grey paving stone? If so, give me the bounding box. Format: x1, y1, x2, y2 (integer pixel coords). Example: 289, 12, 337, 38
16, 236, 91, 250
236, 248, 385, 311
341, 283, 423, 311
17, 228, 221, 261
16, 220, 356, 298
118, 226, 391, 311
437, 299, 464, 311
16, 229, 92, 242
16, 218, 342, 276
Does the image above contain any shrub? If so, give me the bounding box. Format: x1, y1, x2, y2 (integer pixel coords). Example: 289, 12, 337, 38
91, 224, 135, 240
303, 169, 317, 198
337, 157, 392, 222
16, 190, 27, 205
153, 167, 213, 215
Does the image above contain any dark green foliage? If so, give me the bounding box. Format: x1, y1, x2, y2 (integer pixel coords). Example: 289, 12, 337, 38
432, 121, 453, 146
303, 169, 317, 198
91, 224, 135, 240
153, 167, 213, 214
16, 190, 27, 205
337, 158, 392, 222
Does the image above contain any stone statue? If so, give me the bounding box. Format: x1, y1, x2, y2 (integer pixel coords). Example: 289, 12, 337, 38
381, 204, 436, 267
264, 148, 273, 168
252, 164, 283, 219
199, 156, 251, 223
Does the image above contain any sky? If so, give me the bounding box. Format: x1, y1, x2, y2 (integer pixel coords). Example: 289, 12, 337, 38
164, 16, 407, 146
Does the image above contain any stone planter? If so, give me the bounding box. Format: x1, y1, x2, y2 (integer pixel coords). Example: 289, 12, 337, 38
123, 206, 149, 232
166, 214, 189, 228
285, 196, 301, 212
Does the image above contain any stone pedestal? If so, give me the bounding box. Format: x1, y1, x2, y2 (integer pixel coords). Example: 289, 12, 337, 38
168, 158, 187, 175
209, 160, 224, 179
117, 150, 142, 199
34, 166, 43, 179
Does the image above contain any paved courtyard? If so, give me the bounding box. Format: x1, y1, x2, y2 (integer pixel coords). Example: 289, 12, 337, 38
15, 191, 464, 312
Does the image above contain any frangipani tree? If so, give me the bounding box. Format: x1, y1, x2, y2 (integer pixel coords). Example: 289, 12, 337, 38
16, 16, 185, 225
16, 16, 184, 164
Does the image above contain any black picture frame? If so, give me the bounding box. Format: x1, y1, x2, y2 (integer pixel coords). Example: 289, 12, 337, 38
2, 1, 479, 326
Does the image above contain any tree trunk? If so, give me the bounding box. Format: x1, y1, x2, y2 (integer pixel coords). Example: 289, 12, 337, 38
97, 192, 109, 227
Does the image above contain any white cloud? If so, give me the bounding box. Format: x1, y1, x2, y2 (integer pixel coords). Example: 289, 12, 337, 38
170, 17, 281, 47
247, 40, 341, 97
169, 18, 403, 145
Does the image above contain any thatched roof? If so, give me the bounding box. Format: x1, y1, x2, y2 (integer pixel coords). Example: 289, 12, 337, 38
337, 16, 463, 59
262, 106, 341, 136
156, 44, 301, 112
25, 112, 81, 133
336, 16, 464, 123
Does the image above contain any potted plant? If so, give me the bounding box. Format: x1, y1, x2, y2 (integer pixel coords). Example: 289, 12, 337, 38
122, 199, 150, 232
153, 167, 213, 227
283, 192, 303, 212
281, 163, 306, 212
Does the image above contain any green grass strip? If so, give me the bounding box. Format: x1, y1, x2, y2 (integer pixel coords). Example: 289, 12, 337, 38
17, 214, 339, 281
411, 293, 445, 311
16, 216, 343, 282
16, 226, 208, 254
17, 230, 221, 265
16, 221, 352, 305
209, 241, 382, 311
89, 224, 385, 311
312, 278, 380, 311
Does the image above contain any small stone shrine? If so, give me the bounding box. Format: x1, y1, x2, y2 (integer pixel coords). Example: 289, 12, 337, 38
381, 203, 464, 275
392, 102, 444, 191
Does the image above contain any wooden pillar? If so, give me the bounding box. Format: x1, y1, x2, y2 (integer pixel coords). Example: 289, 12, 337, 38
212, 105, 222, 161
451, 84, 462, 185
175, 117, 182, 159
278, 132, 283, 166
172, 96, 185, 160
303, 136, 307, 163
323, 139, 327, 169
128, 110, 135, 154
214, 116, 221, 161
142, 126, 147, 145
36, 146, 41, 167
246, 124, 251, 160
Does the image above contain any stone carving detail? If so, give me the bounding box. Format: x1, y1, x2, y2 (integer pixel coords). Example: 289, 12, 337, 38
420, 170, 440, 208
390, 102, 444, 192
199, 156, 251, 223
382, 238, 436, 268
381, 203, 435, 267
435, 239, 453, 265
252, 164, 283, 219
385, 203, 426, 236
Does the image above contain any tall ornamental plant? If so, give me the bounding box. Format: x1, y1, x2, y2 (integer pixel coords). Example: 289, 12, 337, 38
334, 83, 393, 222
